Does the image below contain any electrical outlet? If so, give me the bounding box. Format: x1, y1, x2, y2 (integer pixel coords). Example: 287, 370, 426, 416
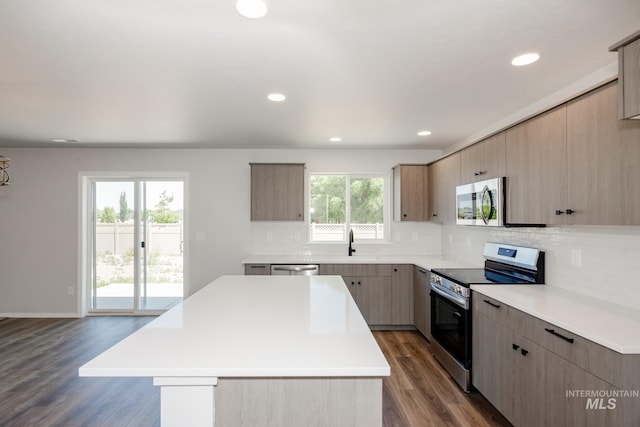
67, 286, 75, 296
412, 233, 418, 242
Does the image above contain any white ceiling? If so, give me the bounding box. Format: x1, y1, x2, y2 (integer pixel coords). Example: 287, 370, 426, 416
1, 0, 639, 150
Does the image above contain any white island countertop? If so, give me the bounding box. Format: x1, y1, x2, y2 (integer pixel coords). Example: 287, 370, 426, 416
80, 275, 390, 378
472, 284, 640, 354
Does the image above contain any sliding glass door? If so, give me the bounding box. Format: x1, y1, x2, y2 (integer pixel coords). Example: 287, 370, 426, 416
90, 179, 184, 312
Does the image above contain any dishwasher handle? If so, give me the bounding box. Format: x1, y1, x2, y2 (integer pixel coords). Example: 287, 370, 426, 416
272, 266, 317, 272
270, 264, 320, 275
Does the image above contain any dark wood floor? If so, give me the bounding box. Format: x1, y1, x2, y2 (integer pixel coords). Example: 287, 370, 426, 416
0, 318, 510, 427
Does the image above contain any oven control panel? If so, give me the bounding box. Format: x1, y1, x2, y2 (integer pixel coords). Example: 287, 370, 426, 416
430, 272, 470, 298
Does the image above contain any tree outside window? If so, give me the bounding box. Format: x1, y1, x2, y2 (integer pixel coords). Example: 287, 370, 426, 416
309, 174, 386, 242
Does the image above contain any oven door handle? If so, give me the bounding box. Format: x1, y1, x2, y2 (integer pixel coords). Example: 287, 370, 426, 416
430, 283, 468, 309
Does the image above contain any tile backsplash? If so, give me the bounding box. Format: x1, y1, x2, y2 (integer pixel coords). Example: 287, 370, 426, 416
251, 220, 640, 310
442, 224, 640, 310
251, 221, 442, 257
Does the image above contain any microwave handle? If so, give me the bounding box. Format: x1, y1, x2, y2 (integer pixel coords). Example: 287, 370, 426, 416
479, 185, 492, 225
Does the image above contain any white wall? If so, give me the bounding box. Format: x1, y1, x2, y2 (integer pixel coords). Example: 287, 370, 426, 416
0, 147, 440, 316
3, 146, 637, 315
442, 224, 640, 310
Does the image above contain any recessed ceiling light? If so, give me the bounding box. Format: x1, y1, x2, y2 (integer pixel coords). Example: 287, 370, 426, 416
267, 93, 286, 102
329, 137, 342, 142
417, 131, 432, 136
511, 53, 540, 67
236, 0, 268, 19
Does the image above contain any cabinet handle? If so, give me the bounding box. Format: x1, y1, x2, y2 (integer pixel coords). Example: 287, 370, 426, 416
394, 268, 398, 272
351, 281, 355, 285
357, 281, 362, 285
403, 214, 407, 217
474, 171, 486, 176
418, 268, 427, 274
483, 299, 501, 309
544, 328, 574, 343
512, 343, 519, 350
521, 348, 529, 356
565, 209, 575, 215
432, 213, 438, 217
250, 265, 266, 269
555, 210, 564, 215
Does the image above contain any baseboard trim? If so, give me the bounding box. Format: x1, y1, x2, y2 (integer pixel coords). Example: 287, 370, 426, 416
0, 312, 82, 318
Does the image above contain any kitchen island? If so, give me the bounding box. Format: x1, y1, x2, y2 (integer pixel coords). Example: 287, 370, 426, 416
79, 275, 390, 427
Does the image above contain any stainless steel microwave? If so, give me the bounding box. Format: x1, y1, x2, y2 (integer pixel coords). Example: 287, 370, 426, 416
456, 177, 505, 226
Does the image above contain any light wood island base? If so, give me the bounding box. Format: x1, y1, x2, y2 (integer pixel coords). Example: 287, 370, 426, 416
215, 377, 382, 426
152, 376, 382, 427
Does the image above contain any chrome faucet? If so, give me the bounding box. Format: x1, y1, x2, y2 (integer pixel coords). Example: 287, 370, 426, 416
348, 229, 356, 256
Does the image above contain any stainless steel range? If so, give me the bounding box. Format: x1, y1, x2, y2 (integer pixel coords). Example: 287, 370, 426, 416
429, 243, 545, 393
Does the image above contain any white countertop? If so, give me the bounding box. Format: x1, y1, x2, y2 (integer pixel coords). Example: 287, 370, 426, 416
242, 254, 476, 271
79, 275, 390, 378
472, 285, 640, 354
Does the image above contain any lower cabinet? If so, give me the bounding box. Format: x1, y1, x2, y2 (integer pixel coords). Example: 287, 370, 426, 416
473, 291, 628, 426
472, 297, 506, 414
412, 266, 430, 339
343, 276, 391, 325
320, 264, 413, 326
391, 265, 413, 325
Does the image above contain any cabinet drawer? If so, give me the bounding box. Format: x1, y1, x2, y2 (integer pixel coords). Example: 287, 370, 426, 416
509, 307, 637, 389
510, 308, 586, 365
473, 292, 510, 324
319, 264, 392, 277
244, 264, 271, 275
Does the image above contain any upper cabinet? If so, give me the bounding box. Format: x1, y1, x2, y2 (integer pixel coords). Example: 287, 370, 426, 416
505, 107, 567, 225
567, 82, 640, 225
459, 132, 506, 183
393, 164, 429, 221
428, 153, 460, 224
250, 163, 305, 221
609, 30, 640, 120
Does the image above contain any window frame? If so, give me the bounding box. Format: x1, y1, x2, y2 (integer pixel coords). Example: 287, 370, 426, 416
307, 171, 391, 244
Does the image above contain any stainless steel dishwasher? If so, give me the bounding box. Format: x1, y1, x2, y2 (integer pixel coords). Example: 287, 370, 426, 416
270, 264, 320, 276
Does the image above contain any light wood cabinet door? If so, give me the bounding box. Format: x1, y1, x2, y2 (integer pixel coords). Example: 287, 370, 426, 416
472, 305, 506, 415
250, 163, 305, 221
505, 107, 567, 225
412, 266, 430, 338
390, 265, 413, 325
460, 132, 506, 183
499, 328, 548, 427
393, 165, 428, 221
428, 153, 460, 224
567, 82, 640, 225
354, 277, 392, 325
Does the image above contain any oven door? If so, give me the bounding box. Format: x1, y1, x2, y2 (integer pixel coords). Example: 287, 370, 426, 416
430, 283, 471, 369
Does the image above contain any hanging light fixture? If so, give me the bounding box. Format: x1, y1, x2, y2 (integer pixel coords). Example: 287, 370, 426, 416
236, 0, 268, 19
0, 156, 9, 186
